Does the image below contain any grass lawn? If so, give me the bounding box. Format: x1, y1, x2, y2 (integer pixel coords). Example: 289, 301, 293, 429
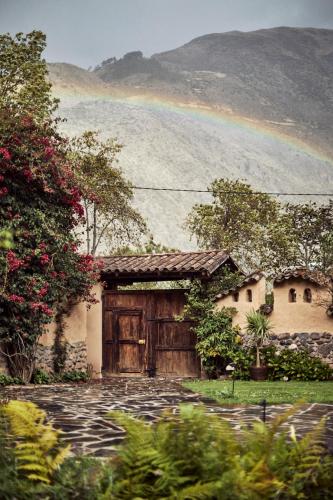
183, 380, 333, 405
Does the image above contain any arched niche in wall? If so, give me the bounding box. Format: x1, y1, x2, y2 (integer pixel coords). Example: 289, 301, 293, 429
289, 288, 297, 303
303, 288, 312, 303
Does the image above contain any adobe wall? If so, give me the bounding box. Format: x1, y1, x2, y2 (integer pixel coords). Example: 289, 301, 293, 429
270, 279, 332, 334
215, 278, 266, 330
35, 283, 103, 378
215, 277, 333, 366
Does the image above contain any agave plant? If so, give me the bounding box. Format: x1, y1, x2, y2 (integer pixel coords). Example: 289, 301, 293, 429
246, 310, 273, 368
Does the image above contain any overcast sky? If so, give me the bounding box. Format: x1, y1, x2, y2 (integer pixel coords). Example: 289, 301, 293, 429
1, 0, 333, 68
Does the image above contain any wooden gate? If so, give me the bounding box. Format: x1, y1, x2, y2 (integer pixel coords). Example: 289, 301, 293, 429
103, 289, 199, 377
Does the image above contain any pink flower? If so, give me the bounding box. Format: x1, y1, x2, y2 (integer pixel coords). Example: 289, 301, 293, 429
0, 187, 8, 197
44, 146, 54, 158
8, 294, 24, 303
0, 175, 4, 182
0, 148, 11, 161
7, 251, 24, 271
23, 168, 33, 181
37, 284, 49, 297
30, 302, 53, 316
40, 254, 50, 265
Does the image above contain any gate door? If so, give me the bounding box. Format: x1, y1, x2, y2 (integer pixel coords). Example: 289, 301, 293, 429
104, 308, 146, 373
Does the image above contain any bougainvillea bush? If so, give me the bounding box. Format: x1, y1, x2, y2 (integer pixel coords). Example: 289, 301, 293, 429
0, 31, 103, 381
0, 113, 102, 381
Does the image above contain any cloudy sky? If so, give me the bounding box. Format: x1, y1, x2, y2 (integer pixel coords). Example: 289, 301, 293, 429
0, 0, 332, 68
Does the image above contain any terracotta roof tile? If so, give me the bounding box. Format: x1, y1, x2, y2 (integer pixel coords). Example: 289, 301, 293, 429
215, 270, 264, 299
273, 268, 330, 287
100, 250, 234, 278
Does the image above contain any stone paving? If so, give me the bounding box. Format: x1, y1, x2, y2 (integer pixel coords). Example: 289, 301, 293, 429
2, 378, 333, 457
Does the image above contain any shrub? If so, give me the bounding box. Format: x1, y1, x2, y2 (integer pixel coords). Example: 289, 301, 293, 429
32, 369, 53, 385
31, 369, 90, 384
0, 373, 23, 385
195, 308, 239, 377
264, 347, 332, 381
59, 370, 89, 383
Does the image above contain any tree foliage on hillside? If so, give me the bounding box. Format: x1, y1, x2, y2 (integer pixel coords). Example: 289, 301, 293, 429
283, 201, 333, 273
187, 178, 294, 273
70, 131, 146, 255
187, 178, 333, 274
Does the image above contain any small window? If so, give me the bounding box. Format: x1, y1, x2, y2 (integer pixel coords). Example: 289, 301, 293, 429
303, 288, 312, 303
232, 291, 239, 302
289, 288, 297, 303
246, 289, 253, 302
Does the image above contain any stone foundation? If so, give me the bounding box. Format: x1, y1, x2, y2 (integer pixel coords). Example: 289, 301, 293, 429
270, 332, 333, 367
35, 341, 87, 373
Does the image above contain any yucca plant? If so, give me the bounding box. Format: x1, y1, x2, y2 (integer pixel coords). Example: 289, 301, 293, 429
246, 310, 273, 368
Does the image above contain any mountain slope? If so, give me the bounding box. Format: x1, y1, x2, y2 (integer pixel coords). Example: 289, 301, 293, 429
48, 27, 333, 250
95, 27, 333, 156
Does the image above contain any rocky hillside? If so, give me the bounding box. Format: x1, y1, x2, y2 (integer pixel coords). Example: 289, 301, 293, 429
48, 27, 333, 250
95, 27, 333, 156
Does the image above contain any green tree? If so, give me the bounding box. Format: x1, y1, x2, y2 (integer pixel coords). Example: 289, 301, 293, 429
116, 234, 178, 255
0, 31, 57, 120
186, 178, 294, 273
70, 131, 146, 255
283, 201, 333, 272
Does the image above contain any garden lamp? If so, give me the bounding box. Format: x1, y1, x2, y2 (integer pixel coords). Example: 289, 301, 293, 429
226, 364, 236, 396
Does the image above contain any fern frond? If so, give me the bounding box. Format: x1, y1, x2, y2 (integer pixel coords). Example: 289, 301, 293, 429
4, 400, 70, 484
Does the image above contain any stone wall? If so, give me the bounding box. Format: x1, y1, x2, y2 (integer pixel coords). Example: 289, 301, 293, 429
270, 332, 333, 367
242, 332, 333, 367
35, 341, 87, 373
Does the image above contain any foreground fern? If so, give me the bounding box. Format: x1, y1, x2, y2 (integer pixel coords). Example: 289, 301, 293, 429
107, 404, 333, 500
3, 400, 70, 484
0, 401, 332, 499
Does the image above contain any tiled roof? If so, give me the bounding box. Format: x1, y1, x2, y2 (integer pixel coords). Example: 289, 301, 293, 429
215, 270, 264, 299
99, 250, 235, 278
273, 268, 330, 287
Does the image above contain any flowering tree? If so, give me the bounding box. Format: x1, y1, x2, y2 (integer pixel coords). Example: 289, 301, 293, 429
0, 31, 101, 381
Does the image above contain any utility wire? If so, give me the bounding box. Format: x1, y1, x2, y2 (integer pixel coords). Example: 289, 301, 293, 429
132, 186, 333, 196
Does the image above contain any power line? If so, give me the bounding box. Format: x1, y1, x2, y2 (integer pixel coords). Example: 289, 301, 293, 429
132, 186, 333, 196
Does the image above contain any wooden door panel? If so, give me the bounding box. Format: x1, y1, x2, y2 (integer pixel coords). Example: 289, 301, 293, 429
156, 320, 196, 349
115, 310, 145, 373
153, 319, 198, 377
156, 350, 198, 377
117, 311, 143, 372
118, 343, 142, 372
118, 314, 141, 340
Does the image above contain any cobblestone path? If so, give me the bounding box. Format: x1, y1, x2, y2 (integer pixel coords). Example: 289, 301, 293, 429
3, 378, 333, 457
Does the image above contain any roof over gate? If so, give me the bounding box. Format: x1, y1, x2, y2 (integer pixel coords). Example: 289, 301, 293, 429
99, 250, 238, 284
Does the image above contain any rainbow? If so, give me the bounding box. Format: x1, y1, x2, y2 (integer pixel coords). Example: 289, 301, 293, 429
54, 84, 333, 167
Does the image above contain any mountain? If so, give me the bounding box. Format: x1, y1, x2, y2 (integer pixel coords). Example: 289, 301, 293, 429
48, 27, 333, 250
